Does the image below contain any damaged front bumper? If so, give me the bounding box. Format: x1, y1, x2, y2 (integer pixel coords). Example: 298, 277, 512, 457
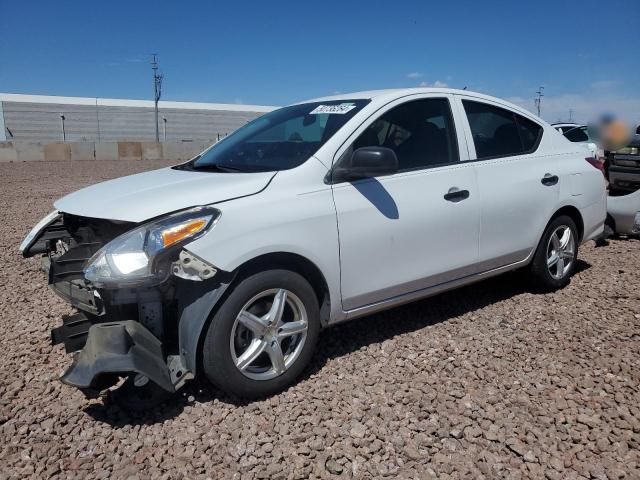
60, 320, 175, 396
51, 310, 194, 397
23, 210, 228, 401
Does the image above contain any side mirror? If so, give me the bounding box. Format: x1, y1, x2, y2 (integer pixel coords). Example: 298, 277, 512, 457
332, 146, 398, 183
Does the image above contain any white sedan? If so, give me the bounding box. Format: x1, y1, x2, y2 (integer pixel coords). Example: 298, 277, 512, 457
21, 88, 606, 404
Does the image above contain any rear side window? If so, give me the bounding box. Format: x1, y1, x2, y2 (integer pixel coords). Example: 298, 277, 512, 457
518, 115, 544, 150
462, 100, 542, 159
352, 98, 459, 171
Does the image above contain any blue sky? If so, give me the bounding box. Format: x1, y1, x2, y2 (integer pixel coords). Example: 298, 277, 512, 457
1, 0, 638, 123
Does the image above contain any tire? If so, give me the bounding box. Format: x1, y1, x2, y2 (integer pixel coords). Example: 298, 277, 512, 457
202, 269, 320, 399
529, 215, 579, 291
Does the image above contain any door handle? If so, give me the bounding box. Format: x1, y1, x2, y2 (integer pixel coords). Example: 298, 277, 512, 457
444, 187, 470, 202
541, 173, 559, 186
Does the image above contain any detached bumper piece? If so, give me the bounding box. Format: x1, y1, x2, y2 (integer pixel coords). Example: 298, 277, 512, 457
60, 320, 175, 396
51, 312, 93, 353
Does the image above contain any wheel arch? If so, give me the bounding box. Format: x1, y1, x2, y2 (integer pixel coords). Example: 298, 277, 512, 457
181, 251, 332, 378
234, 252, 331, 326
549, 205, 584, 241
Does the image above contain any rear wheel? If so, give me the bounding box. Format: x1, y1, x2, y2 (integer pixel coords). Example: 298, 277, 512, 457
202, 269, 319, 399
529, 215, 579, 290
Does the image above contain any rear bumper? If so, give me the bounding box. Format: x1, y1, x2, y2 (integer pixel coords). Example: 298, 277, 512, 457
608, 167, 640, 191
60, 320, 175, 396
607, 189, 640, 235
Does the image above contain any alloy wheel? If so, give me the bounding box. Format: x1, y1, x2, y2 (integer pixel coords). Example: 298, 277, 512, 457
546, 225, 575, 280
230, 288, 308, 381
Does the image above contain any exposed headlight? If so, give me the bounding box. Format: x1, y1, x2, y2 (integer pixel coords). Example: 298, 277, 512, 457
84, 206, 220, 288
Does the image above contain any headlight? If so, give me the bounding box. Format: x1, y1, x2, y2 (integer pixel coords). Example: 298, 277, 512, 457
84, 206, 220, 287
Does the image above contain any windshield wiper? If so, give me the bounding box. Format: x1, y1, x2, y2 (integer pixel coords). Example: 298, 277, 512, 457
189, 163, 244, 173
172, 155, 201, 171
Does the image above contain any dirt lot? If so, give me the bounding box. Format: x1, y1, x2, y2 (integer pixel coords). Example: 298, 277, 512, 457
1, 160, 639, 479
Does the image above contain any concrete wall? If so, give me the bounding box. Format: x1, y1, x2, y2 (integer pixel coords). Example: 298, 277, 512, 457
0, 141, 211, 162
0, 101, 6, 141
0, 94, 275, 143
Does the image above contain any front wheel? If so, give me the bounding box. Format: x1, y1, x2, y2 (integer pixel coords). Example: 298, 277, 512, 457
202, 269, 320, 399
529, 215, 579, 291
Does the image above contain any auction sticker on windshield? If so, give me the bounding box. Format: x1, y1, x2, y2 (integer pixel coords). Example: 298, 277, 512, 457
309, 103, 356, 114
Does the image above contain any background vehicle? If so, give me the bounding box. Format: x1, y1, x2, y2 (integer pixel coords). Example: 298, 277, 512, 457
606, 128, 640, 194
606, 188, 640, 236
20, 88, 606, 404
552, 122, 600, 158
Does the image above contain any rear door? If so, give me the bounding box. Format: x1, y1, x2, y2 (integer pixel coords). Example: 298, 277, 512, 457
331, 95, 480, 311
455, 96, 559, 269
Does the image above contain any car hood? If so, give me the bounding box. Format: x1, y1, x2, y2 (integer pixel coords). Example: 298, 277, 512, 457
54, 167, 276, 222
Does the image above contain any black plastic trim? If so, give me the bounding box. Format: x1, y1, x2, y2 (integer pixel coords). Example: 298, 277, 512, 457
609, 166, 640, 174
60, 320, 174, 393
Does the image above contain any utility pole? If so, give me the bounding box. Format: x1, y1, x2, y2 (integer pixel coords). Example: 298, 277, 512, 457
95, 97, 101, 142
534, 86, 544, 117
60, 114, 66, 141
569, 108, 574, 122
151, 54, 163, 142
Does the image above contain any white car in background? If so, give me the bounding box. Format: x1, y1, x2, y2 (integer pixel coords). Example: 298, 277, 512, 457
606, 189, 640, 236
553, 123, 600, 159
20, 88, 607, 405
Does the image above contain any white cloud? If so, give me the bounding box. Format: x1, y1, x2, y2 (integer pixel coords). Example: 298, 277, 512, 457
418, 80, 448, 88
507, 92, 640, 126
407, 72, 423, 79
589, 80, 618, 90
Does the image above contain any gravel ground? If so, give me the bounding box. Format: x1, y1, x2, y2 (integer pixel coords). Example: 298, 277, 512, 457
1, 160, 639, 479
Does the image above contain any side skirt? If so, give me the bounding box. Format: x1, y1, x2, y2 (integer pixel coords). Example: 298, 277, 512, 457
337, 255, 533, 324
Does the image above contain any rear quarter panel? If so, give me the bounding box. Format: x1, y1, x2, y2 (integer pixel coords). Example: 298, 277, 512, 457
556, 151, 607, 241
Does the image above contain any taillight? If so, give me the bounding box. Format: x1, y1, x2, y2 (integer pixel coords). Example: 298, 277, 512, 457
585, 157, 605, 176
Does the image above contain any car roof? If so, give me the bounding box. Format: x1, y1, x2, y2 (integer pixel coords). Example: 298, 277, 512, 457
296, 88, 545, 124
304, 87, 495, 103
552, 122, 583, 128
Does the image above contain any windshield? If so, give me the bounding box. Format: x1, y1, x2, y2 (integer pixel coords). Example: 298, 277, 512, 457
179, 99, 370, 173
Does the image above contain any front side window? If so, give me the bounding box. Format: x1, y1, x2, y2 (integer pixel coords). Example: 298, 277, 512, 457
181, 99, 370, 172
463, 100, 542, 159
349, 98, 459, 171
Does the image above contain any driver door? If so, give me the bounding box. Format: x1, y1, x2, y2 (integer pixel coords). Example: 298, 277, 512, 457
331, 96, 480, 312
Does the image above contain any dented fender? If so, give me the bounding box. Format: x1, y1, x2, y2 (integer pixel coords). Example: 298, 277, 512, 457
176, 275, 236, 375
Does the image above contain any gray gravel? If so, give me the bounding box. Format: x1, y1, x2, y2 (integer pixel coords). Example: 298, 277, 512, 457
1, 160, 639, 479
